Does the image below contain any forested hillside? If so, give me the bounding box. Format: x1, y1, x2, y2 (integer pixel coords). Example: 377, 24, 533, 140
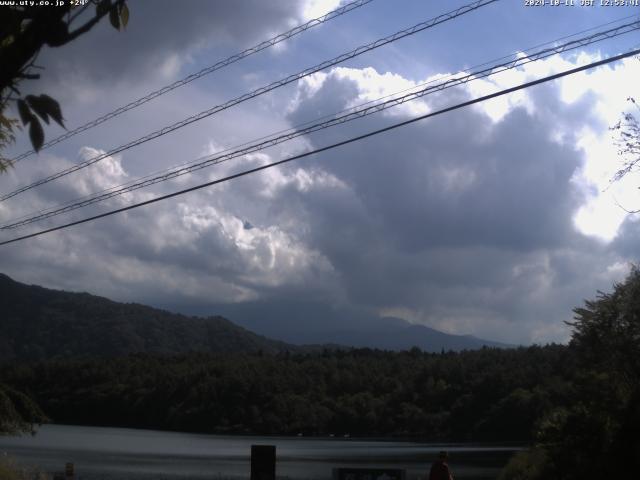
0, 273, 508, 359
0, 273, 294, 360
1, 345, 570, 441
2, 268, 639, 480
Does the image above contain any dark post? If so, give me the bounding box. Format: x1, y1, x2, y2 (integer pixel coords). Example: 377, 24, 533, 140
251, 445, 276, 480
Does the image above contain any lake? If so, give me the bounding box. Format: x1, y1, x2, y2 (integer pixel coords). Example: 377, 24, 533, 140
0, 424, 521, 480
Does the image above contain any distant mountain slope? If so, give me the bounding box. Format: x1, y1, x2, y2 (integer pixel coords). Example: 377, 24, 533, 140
0, 274, 510, 362
311, 321, 512, 351
0, 274, 295, 362
208, 301, 513, 352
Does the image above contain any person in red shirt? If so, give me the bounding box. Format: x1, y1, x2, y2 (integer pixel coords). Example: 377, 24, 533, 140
429, 451, 454, 480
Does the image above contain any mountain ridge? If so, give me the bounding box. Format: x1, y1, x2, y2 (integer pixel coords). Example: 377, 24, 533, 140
208, 300, 512, 351
0, 273, 510, 361
0, 273, 295, 361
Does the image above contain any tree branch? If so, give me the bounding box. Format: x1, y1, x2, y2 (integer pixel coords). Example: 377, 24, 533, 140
66, 3, 118, 42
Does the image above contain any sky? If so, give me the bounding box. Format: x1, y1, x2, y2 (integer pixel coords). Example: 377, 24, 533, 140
1, 0, 640, 345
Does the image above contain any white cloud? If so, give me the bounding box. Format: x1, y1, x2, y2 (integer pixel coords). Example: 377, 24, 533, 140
459, 51, 640, 241
302, 0, 343, 20
3, 0, 640, 347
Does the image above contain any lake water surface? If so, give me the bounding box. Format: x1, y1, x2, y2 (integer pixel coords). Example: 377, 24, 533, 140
0, 424, 520, 480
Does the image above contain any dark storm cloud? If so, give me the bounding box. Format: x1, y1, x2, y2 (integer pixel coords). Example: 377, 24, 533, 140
251, 67, 632, 341
38, 0, 306, 85
285, 71, 587, 257
612, 217, 640, 259
2, 49, 638, 345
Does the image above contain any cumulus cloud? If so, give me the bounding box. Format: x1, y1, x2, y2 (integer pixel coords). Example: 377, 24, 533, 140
273, 62, 637, 343
0, 145, 340, 308
3, 1, 640, 346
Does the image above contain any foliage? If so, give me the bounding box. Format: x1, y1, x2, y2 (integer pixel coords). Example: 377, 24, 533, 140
0, 455, 49, 480
569, 265, 640, 384
0, 113, 19, 173
498, 448, 552, 480
0, 345, 571, 441
2, 271, 639, 479
501, 266, 640, 479
0, 0, 129, 157
0, 273, 292, 362
611, 97, 640, 212
0, 271, 574, 445
0, 383, 47, 435
16, 94, 65, 152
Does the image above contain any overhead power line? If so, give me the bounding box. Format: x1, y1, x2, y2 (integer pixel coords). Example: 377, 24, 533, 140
1, 47, 638, 247
8, 0, 376, 163
3, 16, 637, 229
0, 0, 499, 203
3, 18, 638, 230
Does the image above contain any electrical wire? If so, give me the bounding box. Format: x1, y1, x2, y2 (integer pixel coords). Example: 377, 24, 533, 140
0, 0, 499, 203
3, 18, 638, 230
1, 47, 638, 247
8, 0, 376, 163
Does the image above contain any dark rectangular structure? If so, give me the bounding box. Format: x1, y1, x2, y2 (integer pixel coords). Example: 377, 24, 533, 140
251, 444, 276, 480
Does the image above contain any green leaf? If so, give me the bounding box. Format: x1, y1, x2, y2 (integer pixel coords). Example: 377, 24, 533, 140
29, 118, 44, 152
120, 2, 129, 29
96, 0, 111, 16
109, 7, 120, 30
30, 94, 65, 129
0, 159, 13, 174
26, 95, 50, 124
17, 99, 33, 125
0, 114, 16, 130
1, 34, 15, 49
